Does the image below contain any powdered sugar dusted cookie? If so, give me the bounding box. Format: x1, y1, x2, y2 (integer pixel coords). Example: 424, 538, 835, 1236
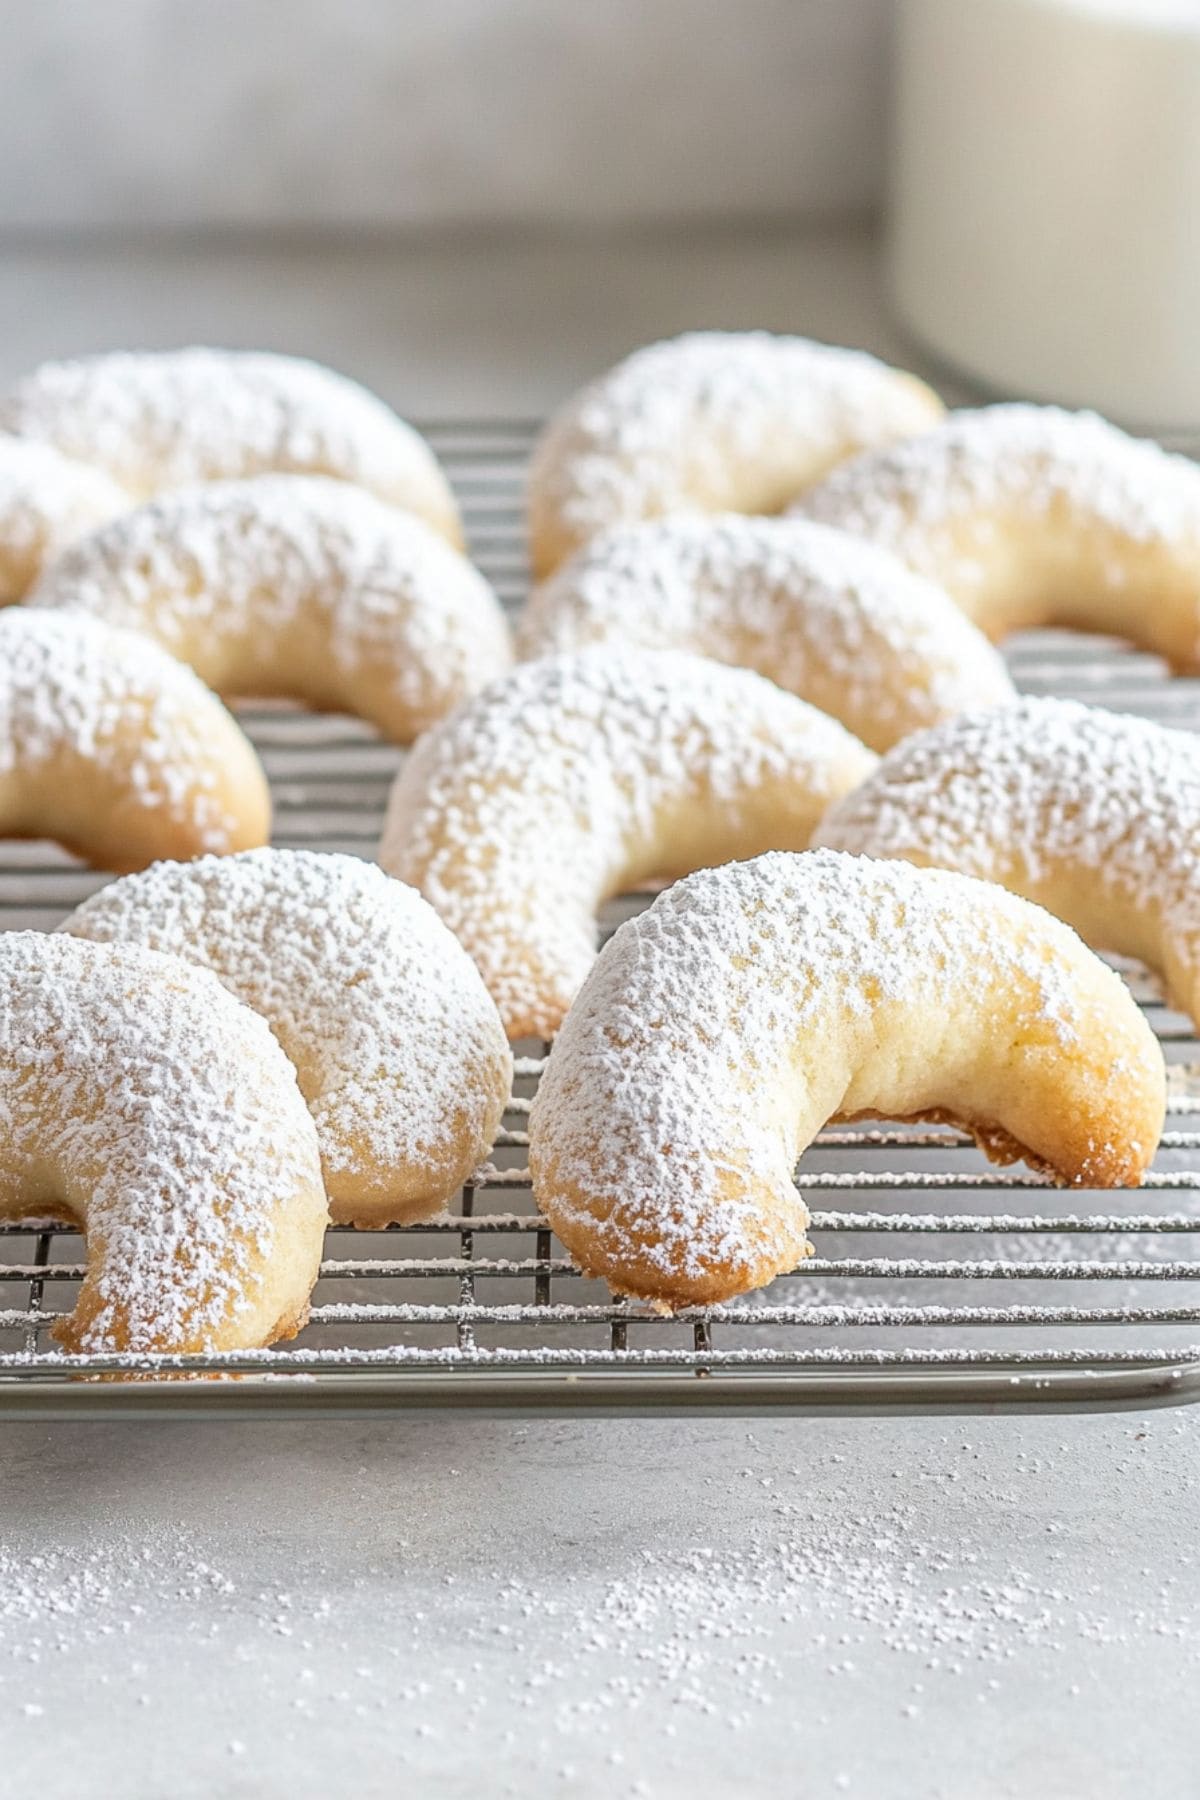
65, 850, 512, 1225
0, 608, 268, 869
380, 650, 877, 1039
0, 435, 126, 600
529, 851, 1165, 1307
30, 475, 511, 741
528, 332, 942, 576
1, 347, 462, 544
817, 696, 1200, 1026
796, 404, 1200, 668
519, 515, 1013, 751
0, 933, 326, 1354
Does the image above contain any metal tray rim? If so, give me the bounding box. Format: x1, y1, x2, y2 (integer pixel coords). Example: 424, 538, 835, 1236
3, 1361, 1198, 1420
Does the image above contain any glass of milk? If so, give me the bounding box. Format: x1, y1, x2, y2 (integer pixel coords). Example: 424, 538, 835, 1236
889, 0, 1200, 428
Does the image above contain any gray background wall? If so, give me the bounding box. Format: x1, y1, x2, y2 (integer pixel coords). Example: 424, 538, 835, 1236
1, 0, 889, 231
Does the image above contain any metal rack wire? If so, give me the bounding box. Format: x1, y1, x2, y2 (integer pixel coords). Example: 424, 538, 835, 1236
1, 418, 1199, 1417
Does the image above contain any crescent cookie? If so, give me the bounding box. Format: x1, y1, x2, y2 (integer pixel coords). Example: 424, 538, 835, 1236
29, 475, 512, 741
527, 331, 944, 576
380, 649, 876, 1040
0, 608, 268, 870
0, 346, 462, 546
794, 404, 1200, 668
0, 435, 127, 601
529, 851, 1165, 1308
517, 515, 1015, 752
817, 697, 1200, 1028
0, 933, 327, 1355
64, 850, 513, 1226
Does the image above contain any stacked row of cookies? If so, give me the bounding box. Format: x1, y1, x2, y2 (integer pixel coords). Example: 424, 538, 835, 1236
391, 334, 1199, 1310
1, 332, 1197, 1350
0, 348, 516, 1358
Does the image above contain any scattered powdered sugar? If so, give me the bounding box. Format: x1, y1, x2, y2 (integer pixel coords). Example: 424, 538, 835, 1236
817, 697, 1200, 1005
530, 851, 1154, 1290
518, 514, 1014, 751
0, 1530, 239, 1634
529, 331, 941, 560
0, 1523, 335, 1682
0, 932, 322, 1352
0, 608, 259, 852
29, 474, 511, 738
6, 1430, 1196, 1774
0, 434, 126, 599
380, 649, 876, 1037
0, 347, 458, 532
795, 403, 1200, 566
63, 849, 511, 1209
467, 1430, 1200, 1754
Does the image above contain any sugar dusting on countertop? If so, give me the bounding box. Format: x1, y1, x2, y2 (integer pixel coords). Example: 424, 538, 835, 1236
0, 347, 455, 524
518, 514, 1014, 752
469, 1427, 1200, 1761
381, 650, 875, 1036
795, 403, 1200, 554
0, 932, 321, 1352
30, 475, 510, 730
529, 331, 941, 551
1, 1423, 1196, 1773
0, 608, 255, 852
531, 851, 1152, 1290
64, 849, 511, 1195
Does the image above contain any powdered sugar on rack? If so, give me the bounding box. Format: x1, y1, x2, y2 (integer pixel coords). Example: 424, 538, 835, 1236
0, 417, 1197, 1408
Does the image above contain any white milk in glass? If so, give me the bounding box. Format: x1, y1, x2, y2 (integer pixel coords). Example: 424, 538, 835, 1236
890, 0, 1200, 426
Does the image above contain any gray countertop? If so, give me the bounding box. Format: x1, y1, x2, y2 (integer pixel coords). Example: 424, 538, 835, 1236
0, 222, 966, 417
0, 226, 1196, 1800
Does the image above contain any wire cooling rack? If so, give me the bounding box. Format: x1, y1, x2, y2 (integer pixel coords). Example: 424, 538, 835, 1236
1, 419, 1199, 1418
